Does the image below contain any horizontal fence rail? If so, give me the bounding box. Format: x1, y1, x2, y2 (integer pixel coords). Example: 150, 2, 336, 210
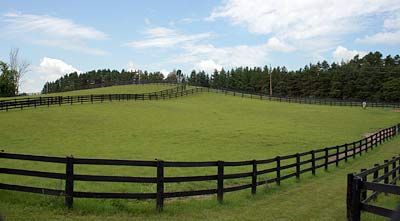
3, 83, 400, 112
206, 87, 400, 108
0, 85, 206, 112
1, 124, 399, 211
347, 152, 400, 221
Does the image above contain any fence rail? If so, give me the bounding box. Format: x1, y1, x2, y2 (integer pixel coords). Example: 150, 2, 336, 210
347, 153, 400, 221
0, 85, 205, 111
207, 88, 400, 108
1, 124, 399, 211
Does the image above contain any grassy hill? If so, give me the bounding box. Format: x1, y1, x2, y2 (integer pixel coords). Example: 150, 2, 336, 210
0, 84, 399, 220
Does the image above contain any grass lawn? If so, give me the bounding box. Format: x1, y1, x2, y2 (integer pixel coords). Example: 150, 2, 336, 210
0, 86, 399, 220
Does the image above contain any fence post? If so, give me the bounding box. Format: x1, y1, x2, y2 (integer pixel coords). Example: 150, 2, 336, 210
359, 140, 362, 156
156, 160, 164, 212
296, 153, 300, 179
65, 156, 74, 209
252, 160, 257, 194
361, 169, 367, 201
336, 146, 339, 167
91, 95, 93, 103
392, 157, 397, 184
345, 143, 348, 162
379, 131, 382, 145
276, 156, 281, 186
372, 164, 379, 201
352, 142, 356, 159
347, 174, 362, 221
311, 150, 316, 176
384, 160, 389, 185
324, 148, 328, 170
217, 161, 224, 203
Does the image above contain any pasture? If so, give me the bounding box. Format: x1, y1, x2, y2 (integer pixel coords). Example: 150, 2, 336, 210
0, 84, 399, 220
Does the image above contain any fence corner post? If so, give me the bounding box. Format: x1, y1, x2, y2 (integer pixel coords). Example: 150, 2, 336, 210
217, 160, 224, 203
156, 159, 164, 212
347, 174, 361, 221
65, 155, 74, 209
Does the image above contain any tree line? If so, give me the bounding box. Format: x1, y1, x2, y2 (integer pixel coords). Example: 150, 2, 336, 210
188, 52, 400, 102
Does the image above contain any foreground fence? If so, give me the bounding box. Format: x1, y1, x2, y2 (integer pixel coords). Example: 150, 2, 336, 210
1, 125, 398, 211
347, 154, 400, 220
207, 88, 400, 108
0, 85, 205, 111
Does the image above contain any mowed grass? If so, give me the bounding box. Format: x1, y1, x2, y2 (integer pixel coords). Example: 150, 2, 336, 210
0, 83, 176, 100
0, 87, 399, 220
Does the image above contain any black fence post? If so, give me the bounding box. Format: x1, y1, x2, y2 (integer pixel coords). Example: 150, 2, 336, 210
311, 150, 316, 175
384, 160, 389, 185
156, 160, 164, 212
65, 156, 74, 209
350, 176, 362, 221
392, 157, 397, 184
276, 156, 281, 186
324, 148, 328, 170
345, 143, 348, 162
361, 169, 367, 201
252, 160, 257, 195
336, 146, 339, 167
296, 153, 300, 179
217, 161, 224, 203
352, 142, 356, 159
359, 140, 362, 156
347, 173, 356, 221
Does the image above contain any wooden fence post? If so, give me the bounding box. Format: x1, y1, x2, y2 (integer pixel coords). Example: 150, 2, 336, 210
348, 175, 362, 221
217, 161, 224, 203
311, 150, 316, 175
384, 160, 389, 185
65, 156, 74, 209
392, 157, 397, 184
345, 143, 348, 162
276, 156, 281, 186
156, 160, 164, 212
359, 140, 362, 156
296, 153, 300, 179
324, 148, 328, 170
352, 142, 356, 159
252, 160, 257, 194
336, 146, 339, 167
361, 169, 367, 201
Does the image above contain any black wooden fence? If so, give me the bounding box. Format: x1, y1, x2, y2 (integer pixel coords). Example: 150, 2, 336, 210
1, 125, 398, 211
0, 85, 204, 111
347, 153, 400, 220
207, 88, 400, 108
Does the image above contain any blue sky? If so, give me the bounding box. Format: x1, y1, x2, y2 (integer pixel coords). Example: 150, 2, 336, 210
1, 0, 399, 92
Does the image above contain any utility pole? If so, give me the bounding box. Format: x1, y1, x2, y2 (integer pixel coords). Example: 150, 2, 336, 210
269, 65, 273, 96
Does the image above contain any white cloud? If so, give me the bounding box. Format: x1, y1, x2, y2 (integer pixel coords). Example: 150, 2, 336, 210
265, 37, 295, 52
124, 27, 212, 48
208, 0, 400, 52
21, 57, 80, 93
194, 59, 222, 72
3, 12, 107, 40
169, 43, 270, 71
332, 46, 367, 62
126, 61, 138, 72
357, 14, 400, 45
2, 12, 108, 55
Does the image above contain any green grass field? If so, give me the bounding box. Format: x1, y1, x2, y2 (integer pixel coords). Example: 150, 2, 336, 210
0, 84, 399, 220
